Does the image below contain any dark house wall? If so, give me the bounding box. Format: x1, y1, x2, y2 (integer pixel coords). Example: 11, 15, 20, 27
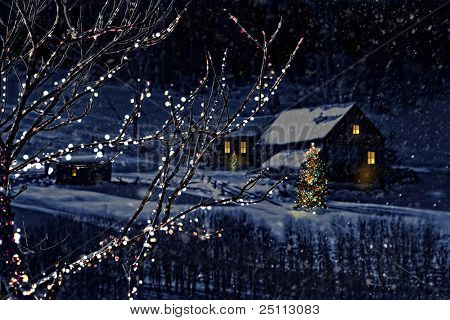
322, 106, 385, 185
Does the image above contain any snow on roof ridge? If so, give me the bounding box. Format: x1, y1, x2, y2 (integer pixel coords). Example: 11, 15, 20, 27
285, 101, 355, 113
262, 102, 356, 145
58, 154, 107, 163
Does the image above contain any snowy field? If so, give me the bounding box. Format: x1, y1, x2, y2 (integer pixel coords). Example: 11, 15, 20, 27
13, 169, 450, 241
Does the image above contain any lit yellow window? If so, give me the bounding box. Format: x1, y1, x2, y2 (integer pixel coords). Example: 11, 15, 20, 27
224, 141, 231, 154
352, 124, 360, 135
368, 151, 375, 165
72, 168, 77, 177
240, 141, 247, 154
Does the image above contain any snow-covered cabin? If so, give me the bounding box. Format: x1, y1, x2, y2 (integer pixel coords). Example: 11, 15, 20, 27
207, 103, 385, 186
262, 102, 385, 185
46, 155, 112, 186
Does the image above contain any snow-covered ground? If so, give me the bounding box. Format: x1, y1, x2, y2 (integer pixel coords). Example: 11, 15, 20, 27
13, 170, 450, 241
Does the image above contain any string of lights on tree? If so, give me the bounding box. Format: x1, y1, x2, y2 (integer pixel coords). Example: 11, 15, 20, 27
0, 0, 189, 298
1, 1, 303, 299
295, 143, 328, 212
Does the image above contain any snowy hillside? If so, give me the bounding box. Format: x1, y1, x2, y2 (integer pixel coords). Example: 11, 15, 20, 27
13, 170, 450, 241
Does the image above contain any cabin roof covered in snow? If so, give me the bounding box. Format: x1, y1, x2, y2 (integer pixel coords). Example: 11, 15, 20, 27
58, 154, 108, 164
225, 115, 275, 138
261, 102, 355, 145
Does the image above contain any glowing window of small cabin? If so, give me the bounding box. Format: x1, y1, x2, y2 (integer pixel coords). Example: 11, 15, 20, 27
240, 141, 247, 154
368, 151, 375, 165
352, 124, 360, 135
71, 168, 77, 177
224, 141, 231, 154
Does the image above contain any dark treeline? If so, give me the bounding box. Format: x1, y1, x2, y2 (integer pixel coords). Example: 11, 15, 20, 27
126, 0, 449, 111
1, 0, 448, 110
24, 213, 449, 299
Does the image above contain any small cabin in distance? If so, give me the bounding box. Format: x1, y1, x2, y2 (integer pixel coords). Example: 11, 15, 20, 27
46, 155, 112, 186
204, 116, 275, 170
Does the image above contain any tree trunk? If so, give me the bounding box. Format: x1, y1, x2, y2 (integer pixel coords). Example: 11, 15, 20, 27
0, 149, 31, 298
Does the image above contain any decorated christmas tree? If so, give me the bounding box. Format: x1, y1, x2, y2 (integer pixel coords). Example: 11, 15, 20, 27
229, 152, 239, 171
296, 143, 328, 211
